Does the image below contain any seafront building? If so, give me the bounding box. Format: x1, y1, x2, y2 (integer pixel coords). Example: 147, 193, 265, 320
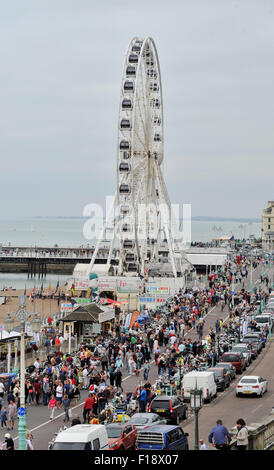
262, 201, 274, 251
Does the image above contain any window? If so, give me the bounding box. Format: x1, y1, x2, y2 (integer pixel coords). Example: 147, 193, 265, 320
124, 426, 132, 435
167, 429, 180, 444
93, 438, 100, 450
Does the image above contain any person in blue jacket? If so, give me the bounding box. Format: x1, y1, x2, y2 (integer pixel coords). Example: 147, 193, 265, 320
208, 419, 232, 450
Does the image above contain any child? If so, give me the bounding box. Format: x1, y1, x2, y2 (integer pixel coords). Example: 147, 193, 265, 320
1, 406, 7, 428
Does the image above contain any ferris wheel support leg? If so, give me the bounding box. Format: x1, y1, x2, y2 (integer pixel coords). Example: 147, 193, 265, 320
154, 162, 177, 278
107, 215, 120, 267
87, 192, 117, 276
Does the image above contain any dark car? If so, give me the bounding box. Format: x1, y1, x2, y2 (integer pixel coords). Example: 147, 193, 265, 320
220, 352, 246, 374
148, 395, 188, 424
215, 362, 236, 381
207, 367, 230, 391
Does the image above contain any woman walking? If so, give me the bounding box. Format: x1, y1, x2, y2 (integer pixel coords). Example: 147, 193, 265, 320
48, 395, 57, 420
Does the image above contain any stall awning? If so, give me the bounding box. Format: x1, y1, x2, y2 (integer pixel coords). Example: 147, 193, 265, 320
61, 303, 114, 324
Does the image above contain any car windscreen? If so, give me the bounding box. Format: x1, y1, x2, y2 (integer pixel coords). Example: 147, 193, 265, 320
151, 400, 169, 408
240, 379, 258, 384
106, 427, 122, 438
52, 442, 90, 450
255, 317, 270, 323
212, 370, 222, 377
222, 355, 240, 362
129, 416, 150, 424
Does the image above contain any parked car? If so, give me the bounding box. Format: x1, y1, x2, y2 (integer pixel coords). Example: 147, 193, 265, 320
207, 367, 230, 391
231, 344, 252, 366
127, 413, 167, 432
220, 352, 246, 374
215, 362, 236, 381
243, 333, 263, 352
240, 338, 259, 359
135, 425, 189, 450
148, 395, 188, 424
106, 423, 137, 450
236, 375, 268, 397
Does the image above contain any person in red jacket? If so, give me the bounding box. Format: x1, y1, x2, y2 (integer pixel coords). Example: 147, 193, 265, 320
83, 394, 94, 423
33, 380, 41, 406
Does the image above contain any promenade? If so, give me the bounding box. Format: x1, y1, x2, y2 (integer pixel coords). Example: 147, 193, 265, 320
0, 260, 271, 449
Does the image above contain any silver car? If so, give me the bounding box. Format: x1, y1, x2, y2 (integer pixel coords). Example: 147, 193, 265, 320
127, 413, 167, 432
231, 344, 252, 366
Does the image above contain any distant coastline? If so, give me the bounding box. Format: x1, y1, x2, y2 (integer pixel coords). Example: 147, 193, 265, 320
0, 215, 262, 223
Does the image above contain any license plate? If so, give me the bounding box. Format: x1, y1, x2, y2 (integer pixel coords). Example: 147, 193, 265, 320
157, 409, 165, 412
243, 391, 251, 394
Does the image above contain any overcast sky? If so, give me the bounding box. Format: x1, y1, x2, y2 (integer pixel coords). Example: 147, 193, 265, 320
0, 0, 273, 219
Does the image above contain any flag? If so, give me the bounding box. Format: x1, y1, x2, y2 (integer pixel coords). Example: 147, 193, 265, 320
55, 281, 59, 293
24, 285, 27, 296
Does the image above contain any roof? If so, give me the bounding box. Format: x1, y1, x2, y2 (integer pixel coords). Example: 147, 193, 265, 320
61, 303, 104, 323
55, 424, 105, 442
184, 371, 215, 377
138, 424, 178, 433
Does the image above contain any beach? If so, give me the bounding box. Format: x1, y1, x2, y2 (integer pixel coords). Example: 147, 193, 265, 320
0, 286, 67, 326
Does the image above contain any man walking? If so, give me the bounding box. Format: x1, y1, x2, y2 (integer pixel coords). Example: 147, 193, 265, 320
208, 419, 232, 450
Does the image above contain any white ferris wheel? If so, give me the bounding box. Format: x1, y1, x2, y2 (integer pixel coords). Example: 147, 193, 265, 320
88, 37, 185, 279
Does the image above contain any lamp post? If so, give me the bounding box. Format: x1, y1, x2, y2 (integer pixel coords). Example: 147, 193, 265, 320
190, 384, 203, 450
4, 295, 41, 450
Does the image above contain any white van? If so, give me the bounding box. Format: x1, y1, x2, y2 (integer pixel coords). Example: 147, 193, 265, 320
52, 424, 109, 450
255, 315, 272, 332
182, 371, 217, 403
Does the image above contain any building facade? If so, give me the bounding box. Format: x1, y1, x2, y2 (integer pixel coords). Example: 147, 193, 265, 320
262, 201, 274, 251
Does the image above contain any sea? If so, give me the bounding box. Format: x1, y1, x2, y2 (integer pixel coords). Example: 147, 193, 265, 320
0, 216, 261, 290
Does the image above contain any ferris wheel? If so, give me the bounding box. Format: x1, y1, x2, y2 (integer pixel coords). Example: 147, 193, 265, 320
88, 37, 184, 278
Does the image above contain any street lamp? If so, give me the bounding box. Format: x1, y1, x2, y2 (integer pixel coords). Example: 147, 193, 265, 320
4, 295, 42, 451
190, 384, 203, 450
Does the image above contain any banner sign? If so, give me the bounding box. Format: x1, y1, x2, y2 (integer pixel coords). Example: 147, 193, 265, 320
117, 279, 139, 293
61, 303, 73, 313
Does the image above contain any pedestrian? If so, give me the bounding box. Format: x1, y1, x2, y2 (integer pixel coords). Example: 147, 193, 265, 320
4, 433, 14, 451
26, 430, 34, 450
1, 406, 7, 428
138, 386, 147, 413
7, 400, 17, 431
56, 381, 63, 409
233, 418, 248, 450
48, 395, 57, 420
63, 394, 71, 423
199, 439, 207, 450
208, 419, 232, 450
114, 368, 123, 392
83, 394, 94, 423
143, 361, 150, 381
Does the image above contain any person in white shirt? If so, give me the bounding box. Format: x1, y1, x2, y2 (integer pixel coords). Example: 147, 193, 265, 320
34, 359, 40, 369
83, 367, 89, 390
56, 383, 63, 409
199, 439, 207, 450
